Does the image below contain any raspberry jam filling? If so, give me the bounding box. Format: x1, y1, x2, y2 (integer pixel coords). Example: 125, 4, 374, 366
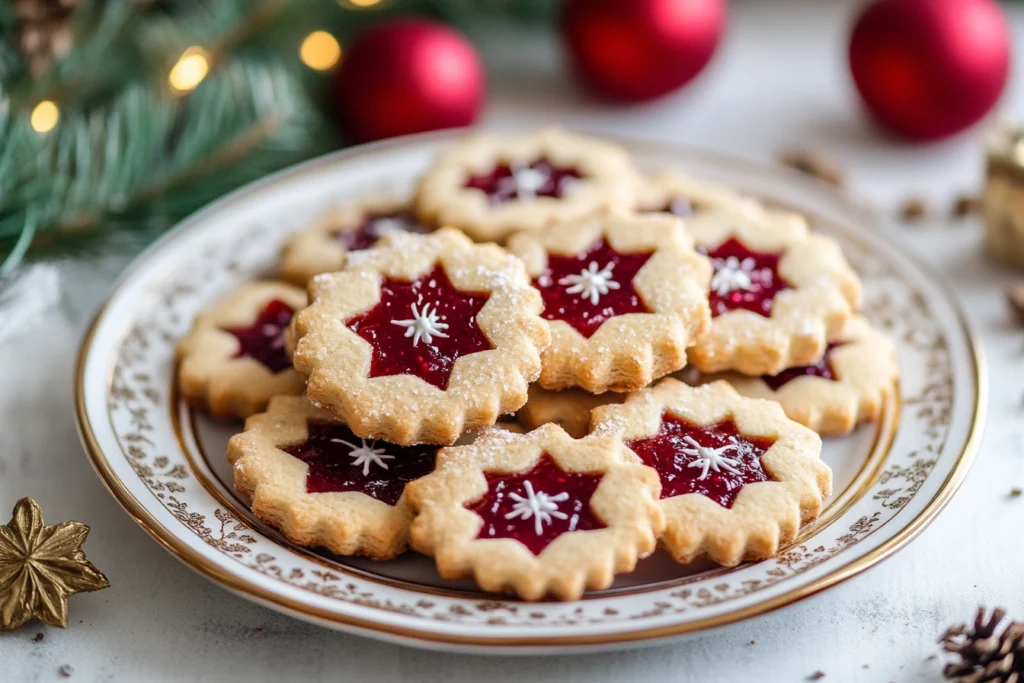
283, 422, 436, 505
626, 414, 775, 508
702, 238, 791, 318
465, 159, 582, 204
345, 265, 492, 390
466, 454, 605, 555
533, 239, 652, 338
334, 212, 429, 252
225, 299, 294, 373
763, 343, 844, 390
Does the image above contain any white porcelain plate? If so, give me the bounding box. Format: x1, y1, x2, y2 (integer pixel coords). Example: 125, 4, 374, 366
75, 131, 985, 654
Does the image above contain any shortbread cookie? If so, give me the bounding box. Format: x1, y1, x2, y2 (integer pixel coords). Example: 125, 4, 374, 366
686, 215, 861, 376
415, 129, 638, 243
591, 379, 831, 566
636, 169, 809, 233
507, 212, 711, 393
176, 281, 307, 420
712, 316, 898, 436
406, 424, 664, 601
290, 228, 551, 446
228, 396, 437, 559
517, 385, 625, 438
279, 199, 430, 287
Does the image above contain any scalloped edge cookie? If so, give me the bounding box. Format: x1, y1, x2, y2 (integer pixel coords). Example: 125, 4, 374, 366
507, 211, 711, 393
175, 281, 307, 420
290, 228, 551, 446
591, 378, 831, 567
405, 424, 664, 601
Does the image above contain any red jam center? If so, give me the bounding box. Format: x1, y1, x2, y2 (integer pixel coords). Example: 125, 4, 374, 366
466, 454, 605, 556
334, 212, 429, 252
701, 238, 791, 318
533, 239, 652, 338
626, 414, 775, 509
225, 299, 294, 373
763, 343, 844, 391
282, 422, 436, 506
465, 159, 582, 204
345, 265, 492, 390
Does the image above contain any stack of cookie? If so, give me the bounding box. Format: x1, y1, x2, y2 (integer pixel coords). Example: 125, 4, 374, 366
176, 129, 899, 601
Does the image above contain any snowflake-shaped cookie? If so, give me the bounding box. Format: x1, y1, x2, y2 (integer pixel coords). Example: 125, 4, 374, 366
415, 129, 639, 243
405, 424, 664, 601
290, 228, 551, 446
685, 214, 862, 376
507, 211, 711, 393
228, 396, 439, 559
176, 281, 307, 420
591, 379, 831, 567
279, 199, 430, 286
708, 316, 899, 436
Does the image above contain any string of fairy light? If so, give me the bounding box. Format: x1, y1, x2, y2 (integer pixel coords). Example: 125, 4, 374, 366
28, 0, 373, 133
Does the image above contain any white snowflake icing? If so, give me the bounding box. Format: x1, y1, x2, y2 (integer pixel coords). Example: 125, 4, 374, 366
330, 437, 395, 476
559, 261, 620, 305
504, 480, 570, 535
260, 323, 286, 349
498, 164, 549, 199
710, 256, 757, 296
679, 435, 742, 480
391, 301, 450, 347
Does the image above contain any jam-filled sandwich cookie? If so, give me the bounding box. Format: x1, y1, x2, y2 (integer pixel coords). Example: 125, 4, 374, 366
228, 396, 438, 559
405, 424, 664, 601
637, 169, 808, 233
713, 316, 898, 436
279, 199, 430, 287
687, 215, 862, 376
176, 281, 307, 420
415, 128, 638, 243
290, 228, 551, 446
591, 379, 831, 566
507, 212, 712, 393
517, 385, 625, 439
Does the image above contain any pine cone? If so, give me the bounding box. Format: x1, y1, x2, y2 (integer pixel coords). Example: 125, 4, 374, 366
941, 607, 1024, 682
13, 0, 81, 78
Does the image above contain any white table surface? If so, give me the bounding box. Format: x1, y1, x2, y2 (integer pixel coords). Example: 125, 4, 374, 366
2, 1, 1022, 680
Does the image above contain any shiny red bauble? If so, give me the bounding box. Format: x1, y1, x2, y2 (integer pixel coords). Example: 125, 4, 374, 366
561, 0, 727, 103
333, 19, 485, 142
848, 0, 1011, 141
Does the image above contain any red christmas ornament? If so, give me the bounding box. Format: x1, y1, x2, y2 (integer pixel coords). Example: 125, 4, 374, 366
333, 19, 485, 142
848, 0, 1011, 141
560, 0, 727, 103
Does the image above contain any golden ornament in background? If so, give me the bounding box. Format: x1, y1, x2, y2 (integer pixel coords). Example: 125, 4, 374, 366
983, 120, 1024, 269
0, 497, 109, 631
14, 0, 80, 78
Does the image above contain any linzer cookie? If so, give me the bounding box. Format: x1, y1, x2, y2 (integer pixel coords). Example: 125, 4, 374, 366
591, 379, 831, 567
289, 228, 551, 446
176, 281, 307, 420
506, 212, 711, 393
228, 396, 437, 560
415, 129, 638, 243
279, 199, 430, 287
686, 214, 862, 376
405, 424, 664, 601
713, 316, 898, 436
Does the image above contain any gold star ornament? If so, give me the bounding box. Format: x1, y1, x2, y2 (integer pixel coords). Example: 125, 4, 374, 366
0, 498, 109, 631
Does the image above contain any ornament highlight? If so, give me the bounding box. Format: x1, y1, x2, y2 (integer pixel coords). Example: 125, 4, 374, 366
561, 0, 727, 102
333, 19, 485, 142
0, 498, 109, 631
848, 0, 1010, 141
